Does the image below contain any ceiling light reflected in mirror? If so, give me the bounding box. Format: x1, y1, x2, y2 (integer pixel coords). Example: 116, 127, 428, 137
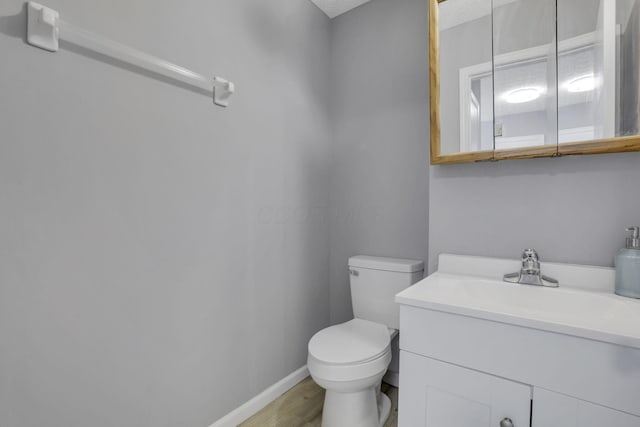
504, 87, 543, 104
566, 74, 596, 93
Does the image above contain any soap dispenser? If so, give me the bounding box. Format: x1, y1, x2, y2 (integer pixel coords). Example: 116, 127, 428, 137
615, 226, 640, 298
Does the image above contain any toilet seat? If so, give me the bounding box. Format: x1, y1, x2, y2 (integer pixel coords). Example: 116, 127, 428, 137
308, 318, 391, 365
307, 319, 392, 384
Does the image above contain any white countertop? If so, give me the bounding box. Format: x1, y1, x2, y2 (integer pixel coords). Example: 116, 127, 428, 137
396, 254, 640, 349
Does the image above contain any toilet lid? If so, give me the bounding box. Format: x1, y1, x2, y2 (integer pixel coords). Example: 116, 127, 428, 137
308, 319, 391, 365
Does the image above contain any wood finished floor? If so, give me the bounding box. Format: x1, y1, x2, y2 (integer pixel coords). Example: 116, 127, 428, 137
240, 376, 398, 427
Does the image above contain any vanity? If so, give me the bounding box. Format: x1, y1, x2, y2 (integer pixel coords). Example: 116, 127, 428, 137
395, 254, 640, 427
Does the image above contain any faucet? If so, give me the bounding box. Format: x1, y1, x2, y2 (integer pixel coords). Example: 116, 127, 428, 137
503, 249, 559, 287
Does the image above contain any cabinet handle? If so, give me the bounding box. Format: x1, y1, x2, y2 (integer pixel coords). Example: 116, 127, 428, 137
500, 418, 514, 427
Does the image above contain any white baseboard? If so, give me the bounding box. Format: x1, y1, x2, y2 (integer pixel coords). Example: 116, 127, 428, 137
209, 365, 310, 427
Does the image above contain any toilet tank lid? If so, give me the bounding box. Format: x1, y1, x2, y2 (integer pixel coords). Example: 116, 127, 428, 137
348, 255, 424, 273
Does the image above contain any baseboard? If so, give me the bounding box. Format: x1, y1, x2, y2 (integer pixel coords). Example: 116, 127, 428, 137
209, 365, 309, 427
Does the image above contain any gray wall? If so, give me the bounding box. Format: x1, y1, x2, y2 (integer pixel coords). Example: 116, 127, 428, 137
328, 0, 430, 324
0, 1, 331, 426
429, 152, 640, 273
4, 0, 638, 425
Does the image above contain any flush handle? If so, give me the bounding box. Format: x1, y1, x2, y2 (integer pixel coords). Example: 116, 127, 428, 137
349, 269, 359, 277
500, 418, 514, 427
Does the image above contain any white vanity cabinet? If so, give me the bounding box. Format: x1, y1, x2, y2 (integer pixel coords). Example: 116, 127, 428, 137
397, 305, 640, 427
399, 351, 531, 427
395, 254, 640, 427
533, 389, 640, 427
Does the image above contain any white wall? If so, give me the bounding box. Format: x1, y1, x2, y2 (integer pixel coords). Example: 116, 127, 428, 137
0, 1, 332, 426
328, 0, 431, 324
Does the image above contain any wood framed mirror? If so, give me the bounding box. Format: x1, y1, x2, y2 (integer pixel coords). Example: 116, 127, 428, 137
430, 0, 640, 165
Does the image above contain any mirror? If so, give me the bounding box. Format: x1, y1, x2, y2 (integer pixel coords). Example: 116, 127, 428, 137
437, 0, 493, 157
492, 0, 557, 154
430, 0, 640, 164
558, 0, 640, 144
434, 0, 494, 161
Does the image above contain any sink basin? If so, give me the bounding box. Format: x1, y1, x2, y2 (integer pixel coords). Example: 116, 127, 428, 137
396, 254, 640, 349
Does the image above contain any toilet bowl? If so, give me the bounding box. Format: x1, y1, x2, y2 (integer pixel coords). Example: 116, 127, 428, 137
307, 256, 424, 427
308, 319, 394, 427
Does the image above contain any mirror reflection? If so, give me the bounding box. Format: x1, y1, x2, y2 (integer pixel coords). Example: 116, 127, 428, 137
558, 0, 640, 143
492, 0, 557, 151
434, 0, 640, 161
438, 0, 493, 155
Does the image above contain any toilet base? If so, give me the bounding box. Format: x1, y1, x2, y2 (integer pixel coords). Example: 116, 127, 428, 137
378, 392, 391, 427
321, 384, 391, 427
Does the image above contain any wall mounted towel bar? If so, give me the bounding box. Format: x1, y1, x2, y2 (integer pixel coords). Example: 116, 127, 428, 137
26, 1, 235, 107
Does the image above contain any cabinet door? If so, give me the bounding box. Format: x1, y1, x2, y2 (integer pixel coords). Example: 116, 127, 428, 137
398, 351, 531, 427
533, 388, 640, 427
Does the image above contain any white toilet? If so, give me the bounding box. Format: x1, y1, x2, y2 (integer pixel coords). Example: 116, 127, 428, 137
307, 255, 424, 427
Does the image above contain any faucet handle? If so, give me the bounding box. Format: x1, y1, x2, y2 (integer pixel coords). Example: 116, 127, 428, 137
521, 249, 540, 272
504, 249, 558, 287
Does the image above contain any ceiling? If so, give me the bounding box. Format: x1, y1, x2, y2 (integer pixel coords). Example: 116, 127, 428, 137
310, 0, 373, 18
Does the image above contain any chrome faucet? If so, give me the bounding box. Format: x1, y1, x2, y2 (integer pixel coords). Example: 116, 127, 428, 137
503, 249, 559, 287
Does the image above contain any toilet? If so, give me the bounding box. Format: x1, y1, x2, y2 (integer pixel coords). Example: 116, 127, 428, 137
307, 255, 424, 427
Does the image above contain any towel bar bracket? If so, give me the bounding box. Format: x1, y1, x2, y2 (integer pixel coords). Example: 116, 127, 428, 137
27, 1, 59, 52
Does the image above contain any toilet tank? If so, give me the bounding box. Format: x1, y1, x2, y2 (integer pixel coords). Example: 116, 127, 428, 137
349, 256, 424, 330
